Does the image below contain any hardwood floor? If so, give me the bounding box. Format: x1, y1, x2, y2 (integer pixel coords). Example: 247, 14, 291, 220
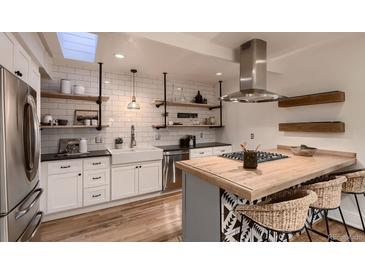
39, 192, 182, 242
39, 192, 364, 242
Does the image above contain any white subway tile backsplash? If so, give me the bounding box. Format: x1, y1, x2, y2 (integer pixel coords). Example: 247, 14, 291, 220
41, 63, 220, 154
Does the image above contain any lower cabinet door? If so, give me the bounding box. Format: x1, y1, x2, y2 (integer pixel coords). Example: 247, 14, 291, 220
84, 185, 110, 206
47, 172, 83, 214
138, 161, 161, 194
111, 165, 138, 200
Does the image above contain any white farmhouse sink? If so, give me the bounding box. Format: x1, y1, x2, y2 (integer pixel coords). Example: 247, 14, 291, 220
108, 147, 163, 165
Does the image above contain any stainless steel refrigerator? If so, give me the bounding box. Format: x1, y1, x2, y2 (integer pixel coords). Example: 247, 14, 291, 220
0, 65, 43, 242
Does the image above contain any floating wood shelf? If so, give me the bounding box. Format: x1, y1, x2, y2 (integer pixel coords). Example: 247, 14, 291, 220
40, 125, 109, 130
41, 91, 110, 102
153, 100, 220, 110
152, 124, 224, 129
278, 91, 345, 108
279, 122, 345, 133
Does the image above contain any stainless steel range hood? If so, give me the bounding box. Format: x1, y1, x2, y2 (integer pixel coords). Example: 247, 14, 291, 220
221, 39, 286, 103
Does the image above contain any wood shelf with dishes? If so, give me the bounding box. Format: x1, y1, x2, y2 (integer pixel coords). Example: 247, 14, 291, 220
153, 74, 224, 130
41, 91, 110, 102
40, 125, 110, 130
153, 99, 221, 110
152, 124, 224, 129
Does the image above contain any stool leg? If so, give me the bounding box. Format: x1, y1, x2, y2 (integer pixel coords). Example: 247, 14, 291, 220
305, 226, 312, 242
286, 233, 290, 242
238, 215, 243, 242
338, 206, 352, 242
310, 208, 315, 227
354, 194, 365, 233
324, 210, 331, 241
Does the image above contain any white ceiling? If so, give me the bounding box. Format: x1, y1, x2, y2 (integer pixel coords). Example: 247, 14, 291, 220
41, 32, 359, 83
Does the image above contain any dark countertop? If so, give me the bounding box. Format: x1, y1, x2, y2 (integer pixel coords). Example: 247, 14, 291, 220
156, 142, 231, 152
41, 149, 111, 162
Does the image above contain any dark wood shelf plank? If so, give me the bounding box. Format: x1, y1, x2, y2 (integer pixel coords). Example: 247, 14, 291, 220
40, 125, 109, 129
278, 122, 345, 133
278, 91, 345, 108
153, 100, 220, 109
41, 91, 110, 102
152, 124, 223, 129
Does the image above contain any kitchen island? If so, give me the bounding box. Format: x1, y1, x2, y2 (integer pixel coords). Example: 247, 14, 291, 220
176, 145, 356, 242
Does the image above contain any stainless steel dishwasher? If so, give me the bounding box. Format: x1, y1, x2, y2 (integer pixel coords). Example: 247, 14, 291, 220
162, 150, 189, 192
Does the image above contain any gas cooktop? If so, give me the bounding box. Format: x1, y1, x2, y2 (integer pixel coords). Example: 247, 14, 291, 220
220, 151, 289, 163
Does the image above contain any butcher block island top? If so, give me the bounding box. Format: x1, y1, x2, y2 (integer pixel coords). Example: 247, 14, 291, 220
176, 145, 356, 201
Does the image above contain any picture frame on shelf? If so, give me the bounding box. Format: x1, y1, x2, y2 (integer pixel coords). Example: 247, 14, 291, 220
74, 109, 99, 125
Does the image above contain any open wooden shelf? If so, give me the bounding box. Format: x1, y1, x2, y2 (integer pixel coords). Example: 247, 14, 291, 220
152, 124, 224, 129
40, 125, 109, 130
41, 91, 110, 102
153, 100, 220, 110
278, 122, 345, 133
278, 91, 345, 108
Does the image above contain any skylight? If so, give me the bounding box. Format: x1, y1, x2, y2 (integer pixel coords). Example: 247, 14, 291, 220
57, 32, 98, 63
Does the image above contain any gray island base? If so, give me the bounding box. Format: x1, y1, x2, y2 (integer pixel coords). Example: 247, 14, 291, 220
182, 173, 321, 242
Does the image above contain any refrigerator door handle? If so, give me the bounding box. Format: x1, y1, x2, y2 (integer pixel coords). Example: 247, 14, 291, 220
17, 211, 43, 242
23, 94, 40, 182
15, 188, 43, 220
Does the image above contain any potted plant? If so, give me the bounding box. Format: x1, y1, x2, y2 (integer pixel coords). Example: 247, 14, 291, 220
115, 137, 124, 149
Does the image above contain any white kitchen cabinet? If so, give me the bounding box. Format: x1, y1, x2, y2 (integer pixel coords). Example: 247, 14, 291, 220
190, 146, 232, 158
190, 147, 213, 158
111, 160, 162, 200
84, 185, 110, 206
47, 172, 83, 214
138, 161, 161, 194
111, 164, 138, 200
13, 42, 30, 82
212, 146, 232, 156
28, 61, 40, 92
0, 32, 15, 71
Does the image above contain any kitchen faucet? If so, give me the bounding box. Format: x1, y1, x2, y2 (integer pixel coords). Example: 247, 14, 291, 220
130, 125, 136, 148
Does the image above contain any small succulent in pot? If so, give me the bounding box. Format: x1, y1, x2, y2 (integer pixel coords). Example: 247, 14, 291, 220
115, 137, 124, 149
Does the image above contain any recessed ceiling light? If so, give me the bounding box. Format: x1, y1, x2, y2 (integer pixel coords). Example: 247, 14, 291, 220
104, 80, 110, 84
114, 53, 125, 59
216, 72, 222, 76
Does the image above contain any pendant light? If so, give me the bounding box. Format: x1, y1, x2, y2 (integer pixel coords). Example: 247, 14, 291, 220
127, 69, 140, 110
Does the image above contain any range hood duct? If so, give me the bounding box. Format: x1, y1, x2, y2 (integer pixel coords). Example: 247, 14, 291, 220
221, 39, 286, 103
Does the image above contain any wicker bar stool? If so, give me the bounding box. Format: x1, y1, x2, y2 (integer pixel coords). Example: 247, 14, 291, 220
301, 176, 352, 242
234, 190, 317, 242
335, 170, 365, 233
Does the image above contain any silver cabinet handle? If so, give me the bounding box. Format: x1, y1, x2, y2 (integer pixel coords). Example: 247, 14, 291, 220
92, 176, 102, 180
92, 194, 102, 198
15, 188, 43, 220
172, 158, 176, 183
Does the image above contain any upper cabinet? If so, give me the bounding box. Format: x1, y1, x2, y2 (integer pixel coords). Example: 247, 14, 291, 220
13, 42, 30, 82
0, 32, 40, 92
0, 32, 15, 72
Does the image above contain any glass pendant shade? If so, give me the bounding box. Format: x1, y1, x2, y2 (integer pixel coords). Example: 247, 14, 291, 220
127, 69, 140, 110
127, 96, 140, 109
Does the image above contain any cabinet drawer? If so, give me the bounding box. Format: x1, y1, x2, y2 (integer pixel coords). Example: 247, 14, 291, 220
84, 169, 110, 188
189, 148, 213, 158
212, 146, 232, 155
84, 157, 110, 170
84, 185, 110, 206
48, 160, 82, 175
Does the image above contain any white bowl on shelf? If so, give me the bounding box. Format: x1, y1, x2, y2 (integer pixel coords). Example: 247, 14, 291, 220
73, 85, 85, 95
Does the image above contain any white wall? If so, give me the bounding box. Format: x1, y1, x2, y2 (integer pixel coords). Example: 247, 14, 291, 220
41, 63, 220, 153
217, 35, 365, 229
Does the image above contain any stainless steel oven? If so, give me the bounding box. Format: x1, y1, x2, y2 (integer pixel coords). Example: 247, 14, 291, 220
0, 65, 42, 242
162, 150, 189, 192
